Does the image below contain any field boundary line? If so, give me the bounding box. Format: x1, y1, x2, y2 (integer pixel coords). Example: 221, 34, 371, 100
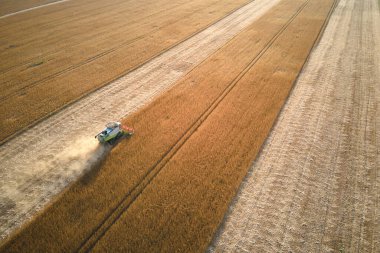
0, 0, 255, 147
0, 0, 70, 19
76, 1, 312, 251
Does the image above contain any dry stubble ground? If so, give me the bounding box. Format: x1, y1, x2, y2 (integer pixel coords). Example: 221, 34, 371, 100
210, 0, 380, 252
0, 0, 251, 142
0, 0, 335, 252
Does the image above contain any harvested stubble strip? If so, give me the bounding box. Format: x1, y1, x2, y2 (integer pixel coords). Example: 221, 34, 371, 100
0, 0, 251, 142
0, 0, 335, 252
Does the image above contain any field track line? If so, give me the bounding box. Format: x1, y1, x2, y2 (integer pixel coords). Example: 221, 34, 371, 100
0, 0, 255, 147
350, 2, 372, 251
0, 0, 70, 19
372, 0, 380, 243
76, 2, 314, 251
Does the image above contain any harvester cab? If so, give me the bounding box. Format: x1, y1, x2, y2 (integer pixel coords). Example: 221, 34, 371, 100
95, 121, 134, 144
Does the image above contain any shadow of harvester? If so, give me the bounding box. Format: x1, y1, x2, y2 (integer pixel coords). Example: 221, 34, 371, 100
80, 134, 133, 185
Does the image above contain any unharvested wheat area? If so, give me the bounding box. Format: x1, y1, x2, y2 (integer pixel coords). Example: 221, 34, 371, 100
0, 0, 378, 252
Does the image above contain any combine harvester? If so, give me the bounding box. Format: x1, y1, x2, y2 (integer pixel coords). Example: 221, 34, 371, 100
95, 122, 134, 145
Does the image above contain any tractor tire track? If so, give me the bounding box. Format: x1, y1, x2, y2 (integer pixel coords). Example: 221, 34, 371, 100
0, 0, 280, 241
209, 0, 380, 252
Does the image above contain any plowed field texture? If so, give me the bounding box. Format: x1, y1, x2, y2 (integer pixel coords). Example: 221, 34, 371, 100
1, 0, 379, 252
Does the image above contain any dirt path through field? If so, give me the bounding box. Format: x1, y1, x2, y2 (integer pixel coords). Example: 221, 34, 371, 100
0, 0, 280, 241
210, 0, 380, 252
